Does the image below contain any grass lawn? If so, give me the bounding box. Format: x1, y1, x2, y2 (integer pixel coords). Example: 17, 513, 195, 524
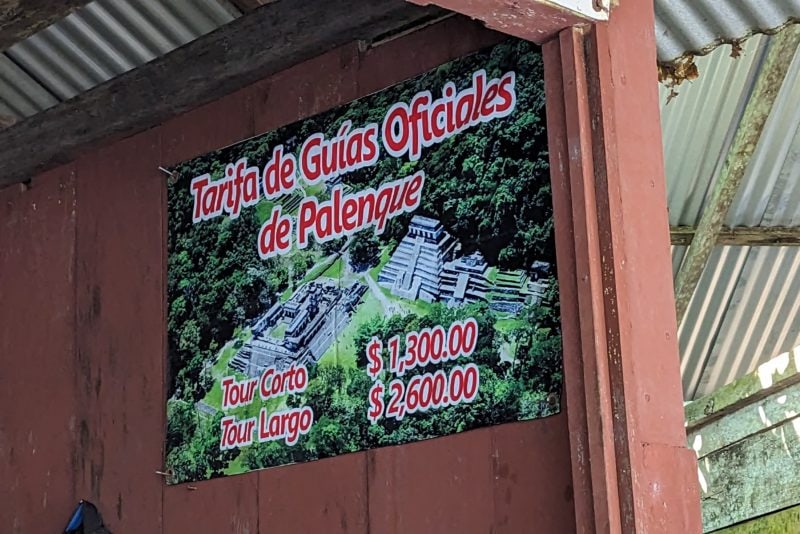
300, 254, 337, 285
375, 284, 433, 317
209, 329, 252, 380
486, 266, 499, 283
318, 290, 382, 368
303, 182, 326, 197
368, 245, 392, 281
402, 296, 434, 316
269, 321, 288, 339
224, 453, 247, 475
494, 318, 523, 334
279, 285, 293, 302
202, 329, 253, 410
321, 257, 344, 280
255, 200, 275, 223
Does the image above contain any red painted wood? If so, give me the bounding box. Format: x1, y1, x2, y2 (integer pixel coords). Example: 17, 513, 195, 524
0, 166, 79, 533
543, 36, 597, 534
357, 17, 501, 96
368, 427, 495, 533
259, 453, 369, 533
73, 130, 165, 532
537, 2, 702, 531
164, 473, 259, 533
586, 7, 702, 527
406, 0, 588, 44
560, 27, 623, 533
160, 86, 255, 168
253, 44, 360, 134
490, 417, 576, 533
1, 18, 577, 533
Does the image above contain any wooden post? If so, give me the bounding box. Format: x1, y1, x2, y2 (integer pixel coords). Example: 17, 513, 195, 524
543, 1, 703, 532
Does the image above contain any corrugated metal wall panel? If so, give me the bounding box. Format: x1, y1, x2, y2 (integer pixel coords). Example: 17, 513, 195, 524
677, 246, 749, 399
655, 0, 800, 63
661, 35, 766, 227
0, 55, 58, 120
663, 30, 800, 400
727, 43, 800, 227
0, 0, 237, 117
687, 247, 800, 398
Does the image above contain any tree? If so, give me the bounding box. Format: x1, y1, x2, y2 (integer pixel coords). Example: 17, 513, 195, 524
242, 440, 292, 470
348, 230, 380, 271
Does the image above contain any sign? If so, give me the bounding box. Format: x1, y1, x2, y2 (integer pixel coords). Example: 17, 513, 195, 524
166, 39, 561, 484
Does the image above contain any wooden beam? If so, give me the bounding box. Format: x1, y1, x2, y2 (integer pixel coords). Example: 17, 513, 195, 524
671, 226, 800, 246
0, 1, 91, 51
227, 0, 274, 13
0, 0, 442, 187
406, 0, 600, 44
672, 25, 800, 323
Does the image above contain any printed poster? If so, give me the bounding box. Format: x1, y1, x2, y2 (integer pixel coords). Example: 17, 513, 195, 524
166, 39, 562, 484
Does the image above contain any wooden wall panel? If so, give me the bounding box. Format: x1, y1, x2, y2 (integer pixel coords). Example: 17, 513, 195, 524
161, 87, 255, 169
253, 45, 360, 133
368, 428, 496, 533
366, 416, 574, 534
1, 16, 576, 533
491, 418, 576, 533
260, 452, 369, 533
74, 131, 164, 532
164, 472, 259, 533
357, 16, 502, 95
0, 167, 78, 533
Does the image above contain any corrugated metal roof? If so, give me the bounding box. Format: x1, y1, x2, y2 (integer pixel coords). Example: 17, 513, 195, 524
0, 0, 238, 123
654, 0, 800, 64
661, 31, 800, 399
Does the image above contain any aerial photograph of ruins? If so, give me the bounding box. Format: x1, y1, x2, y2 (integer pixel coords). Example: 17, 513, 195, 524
166, 39, 562, 482
228, 213, 552, 381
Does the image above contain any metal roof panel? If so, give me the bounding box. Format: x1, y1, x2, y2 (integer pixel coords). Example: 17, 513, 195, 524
655, 0, 800, 63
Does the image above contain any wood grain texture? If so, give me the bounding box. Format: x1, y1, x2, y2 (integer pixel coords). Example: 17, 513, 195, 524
164, 473, 259, 533
0, 165, 78, 533
260, 453, 369, 533
0, 1, 90, 51
74, 130, 164, 532
671, 226, 800, 246
0, 15, 579, 533
686, 355, 800, 532
715, 504, 800, 534
699, 416, 800, 531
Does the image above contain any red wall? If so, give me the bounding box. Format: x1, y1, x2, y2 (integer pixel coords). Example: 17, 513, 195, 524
0, 18, 575, 533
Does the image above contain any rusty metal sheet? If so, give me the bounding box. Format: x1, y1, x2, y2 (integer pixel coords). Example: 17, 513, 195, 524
367, 428, 495, 533
0, 165, 78, 533
164, 473, 259, 533
73, 130, 164, 532
259, 452, 369, 533
490, 417, 575, 533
